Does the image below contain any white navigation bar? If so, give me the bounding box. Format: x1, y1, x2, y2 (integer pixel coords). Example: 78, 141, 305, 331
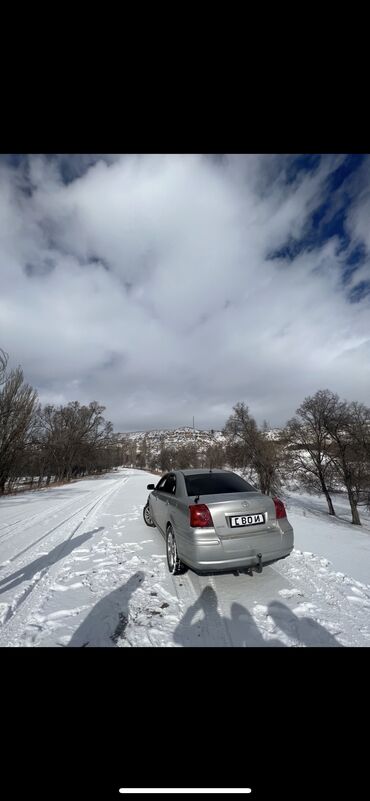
119, 790, 252, 795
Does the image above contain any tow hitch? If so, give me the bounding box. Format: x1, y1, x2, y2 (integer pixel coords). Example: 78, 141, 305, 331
245, 554, 263, 576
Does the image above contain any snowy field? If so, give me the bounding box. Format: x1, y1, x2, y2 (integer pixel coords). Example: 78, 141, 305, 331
0, 468, 369, 647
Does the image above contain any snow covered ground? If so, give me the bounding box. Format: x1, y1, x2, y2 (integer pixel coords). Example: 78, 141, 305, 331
0, 468, 369, 647
285, 490, 370, 585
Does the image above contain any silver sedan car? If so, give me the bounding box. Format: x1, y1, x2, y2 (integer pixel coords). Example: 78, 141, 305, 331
143, 468, 293, 575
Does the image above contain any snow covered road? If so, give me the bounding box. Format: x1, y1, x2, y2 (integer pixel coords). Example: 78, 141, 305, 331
0, 468, 369, 646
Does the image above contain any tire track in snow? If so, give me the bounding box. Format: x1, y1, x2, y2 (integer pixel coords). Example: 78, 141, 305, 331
2, 477, 129, 566
0, 476, 131, 640
270, 550, 370, 646
0, 483, 103, 535
0, 492, 96, 545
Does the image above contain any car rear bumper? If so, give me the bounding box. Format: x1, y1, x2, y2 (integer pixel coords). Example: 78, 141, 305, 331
177, 523, 294, 573
183, 547, 293, 572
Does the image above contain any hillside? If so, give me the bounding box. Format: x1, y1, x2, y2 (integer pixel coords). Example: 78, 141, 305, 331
115, 426, 228, 456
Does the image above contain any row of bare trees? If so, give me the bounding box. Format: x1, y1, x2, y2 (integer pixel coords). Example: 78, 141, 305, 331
222, 392, 370, 525
2, 345, 369, 523
0, 350, 121, 494
157, 441, 226, 472
120, 391, 370, 526
119, 432, 229, 475
283, 390, 370, 525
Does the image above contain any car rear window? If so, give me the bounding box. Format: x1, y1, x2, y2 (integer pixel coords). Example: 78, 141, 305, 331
184, 473, 256, 496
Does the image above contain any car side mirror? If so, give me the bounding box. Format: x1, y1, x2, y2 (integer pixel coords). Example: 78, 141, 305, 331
147, 484, 155, 490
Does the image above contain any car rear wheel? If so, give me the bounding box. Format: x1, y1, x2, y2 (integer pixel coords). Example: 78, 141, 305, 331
143, 502, 156, 527
166, 525, 186, 575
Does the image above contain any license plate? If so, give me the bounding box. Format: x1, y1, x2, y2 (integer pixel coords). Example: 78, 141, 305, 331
230, 513, 265, 527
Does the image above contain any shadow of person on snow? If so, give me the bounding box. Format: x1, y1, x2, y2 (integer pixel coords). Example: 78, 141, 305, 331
173, 586, 285, 647
173, 586, 343, 647
0, 528, 101, 595
173, 586, 226, 647
228, 601, 286, 647
267, 600, 343, 647
67, 571, 145, 647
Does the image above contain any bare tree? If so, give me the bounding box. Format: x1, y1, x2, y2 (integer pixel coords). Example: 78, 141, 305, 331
33, 401, 115, 485
120, 437, 138, 467
223, 403, 258, 468
137, 435, 150, 470
159, 446, 175, 472
148, 451, 159, 472
223, 402, 280, 494
283, 390, 338, 516
253, 435, 282, 495
202, 443, 225, 469
0, 352, 122, 493
172, 443, 199, 470
0, 348, 8, 386
225, 440, 245, 469
0, 367, 38, 493
323, 396, 370, 525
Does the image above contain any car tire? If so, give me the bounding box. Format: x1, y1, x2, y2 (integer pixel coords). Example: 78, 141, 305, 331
166, 525, 186, 575
143, 502, 156, 527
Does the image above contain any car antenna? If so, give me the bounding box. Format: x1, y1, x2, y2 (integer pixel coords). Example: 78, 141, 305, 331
194, 495, 200, 503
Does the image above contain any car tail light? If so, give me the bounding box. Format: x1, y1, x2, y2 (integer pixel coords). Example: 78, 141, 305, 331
189, 504, 214, 527
273, 497, 287, 519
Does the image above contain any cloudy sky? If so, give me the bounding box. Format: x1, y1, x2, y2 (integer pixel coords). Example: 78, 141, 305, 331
1, 153, 369, 432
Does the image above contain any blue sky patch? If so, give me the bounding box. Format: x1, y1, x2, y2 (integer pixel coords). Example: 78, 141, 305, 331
349, 280, 370, 303
268, 154, 367, 267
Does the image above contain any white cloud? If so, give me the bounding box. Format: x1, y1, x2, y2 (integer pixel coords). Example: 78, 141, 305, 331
1, 154, 370, 431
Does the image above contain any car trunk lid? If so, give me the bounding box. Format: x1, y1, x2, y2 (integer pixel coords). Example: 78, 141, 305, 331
189, 491, 277, 538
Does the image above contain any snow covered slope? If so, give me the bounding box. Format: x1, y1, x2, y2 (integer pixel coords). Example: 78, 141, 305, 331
117, 426, 226, 456
0, 469, 369, 647
285, 490, 370, 585
116, 425, 283, 455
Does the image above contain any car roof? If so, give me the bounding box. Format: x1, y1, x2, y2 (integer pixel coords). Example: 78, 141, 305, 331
177, 468, 232, 476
